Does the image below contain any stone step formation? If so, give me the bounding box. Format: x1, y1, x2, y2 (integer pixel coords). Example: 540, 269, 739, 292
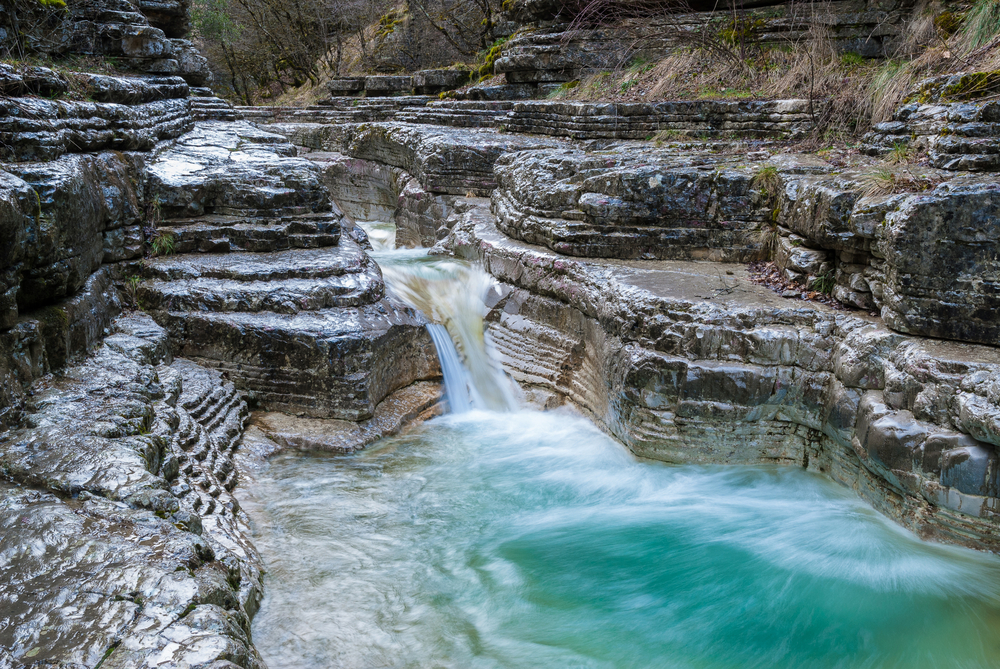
863, 75, 1000, 171
137, 121, 440, 421
0, 314, 265, 668
249, 64, 1000, 564
189, 87, 241, 122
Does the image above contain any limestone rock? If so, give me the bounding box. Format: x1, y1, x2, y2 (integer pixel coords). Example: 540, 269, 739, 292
412, 69, 471, 95
863, 98, 1000, 171
0, 314, 263, 668
310, 152, 455, 247
6, 153, 144, 308
139, 121, 440, 420
137, 0, 191, 38
0, 95, 191, 162
496, 1, 909, 85
505, 100, 813, 140
878, 178, 1000, 345
492, 146, 769, 260
146, 121, 329, 217
443, 198, 1000, 551
344, 122, 567, 196
9, 0, 209, 83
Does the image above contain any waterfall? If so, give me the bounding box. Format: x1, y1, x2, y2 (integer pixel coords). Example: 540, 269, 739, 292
381, 261, 518, 413
426, 324, 473, 413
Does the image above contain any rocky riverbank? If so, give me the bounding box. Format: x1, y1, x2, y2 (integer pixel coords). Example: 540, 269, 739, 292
3, 0, 1000, 665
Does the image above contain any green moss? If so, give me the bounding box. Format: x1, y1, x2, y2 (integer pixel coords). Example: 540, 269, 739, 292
475, 38, 509, 82
839, 52, 866, 67
375, 10, 403, 40
546, 80, 580, 99
718, 17, 766, 47
934, 10, 960, 37
941, 71, 1000, 101
150, 232, 176, 257
810, 272, 836, 295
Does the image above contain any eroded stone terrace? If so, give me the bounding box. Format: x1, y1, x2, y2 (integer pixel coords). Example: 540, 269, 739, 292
2, 0, 1000, 663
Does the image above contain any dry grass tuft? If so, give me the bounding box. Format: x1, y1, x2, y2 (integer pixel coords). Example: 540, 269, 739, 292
858, 165, 943, 198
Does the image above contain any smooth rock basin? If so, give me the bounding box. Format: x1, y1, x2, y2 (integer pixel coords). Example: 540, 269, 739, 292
245, 410, 1000, 669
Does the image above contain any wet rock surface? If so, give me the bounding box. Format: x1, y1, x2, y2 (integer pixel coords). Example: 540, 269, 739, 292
4, 6, 1000, 656
309, 151, 457, 247
249, 380, 442, 453
0, 314, 263, 669
491, 145, 771, 260
138, 121, 440, 420
0, 92, 192, 162
0, 105, 441, 664
343, 122, 568, 196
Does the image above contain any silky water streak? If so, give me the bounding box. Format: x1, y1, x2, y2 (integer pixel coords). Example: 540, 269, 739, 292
382, 259, 518, 412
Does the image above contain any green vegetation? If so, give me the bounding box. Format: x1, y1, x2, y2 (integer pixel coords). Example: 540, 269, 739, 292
650, 129, 687, 146
189, 0, 505, 104
859, 166, 942, 198
475, 37, 509, 82
122, 275, 145, 310
941, 70, 1000, 100
959, 0, 1000, 52
375, 10, 404, 40
546, 80, 580, 99
887, 141, 911, 164
718, 17, 765, 49
809, 272, 836, 295
839, 52, 866, 68
151, 232, 176, 257
752, 165, 783, 209
544, 0, 1000, 139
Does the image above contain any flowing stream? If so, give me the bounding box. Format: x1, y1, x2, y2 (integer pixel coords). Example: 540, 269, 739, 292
248, 223, 1000, 668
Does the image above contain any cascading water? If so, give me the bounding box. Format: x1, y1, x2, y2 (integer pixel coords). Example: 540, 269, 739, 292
371, 231, 518, 413
247, 219, 1000, 669
426, 323, 474, 413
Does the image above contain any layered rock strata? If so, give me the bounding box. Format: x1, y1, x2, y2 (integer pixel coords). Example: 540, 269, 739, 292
480, 135, 1000, 346
190, 87, 240, 122
0, 66, 192, 162
339, 122, 569, 196
262, 98, 814, 140
0, 314, 264, 668
503, 100, 813, 140
773, 167, 1000, 346
4, 0, 210, 84
496, 0, 915, 86
308, 152, 456, 248
491, 145, 771, 259
326, 71, 471, 98
442, 202, 1000, 551
863, 80, 1000, 171
137, 121, 439, 420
